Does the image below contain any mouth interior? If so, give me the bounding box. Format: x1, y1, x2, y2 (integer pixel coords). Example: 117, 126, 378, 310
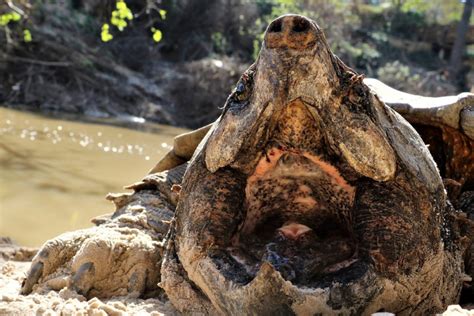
226, 100, 359, 286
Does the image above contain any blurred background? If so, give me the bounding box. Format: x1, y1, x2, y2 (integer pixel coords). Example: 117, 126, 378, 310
0, 0, 473, 246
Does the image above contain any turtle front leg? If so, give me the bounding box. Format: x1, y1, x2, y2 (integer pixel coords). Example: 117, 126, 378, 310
21, 166, 184, 299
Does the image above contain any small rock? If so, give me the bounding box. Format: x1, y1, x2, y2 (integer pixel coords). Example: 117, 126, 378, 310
59, 288, 86, 301
441, 305, 474, 316
1, 294, 15, 302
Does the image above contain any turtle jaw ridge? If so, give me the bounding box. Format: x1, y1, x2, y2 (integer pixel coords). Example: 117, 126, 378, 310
175, 235, 451, 315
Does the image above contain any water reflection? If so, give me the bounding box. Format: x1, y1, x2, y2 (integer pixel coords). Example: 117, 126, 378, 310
0, 108, 188, 246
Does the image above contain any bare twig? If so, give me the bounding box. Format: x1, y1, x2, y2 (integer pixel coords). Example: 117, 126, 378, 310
4, 26, 13, 46
6, 0, 26, 16
0, 55, 71, 67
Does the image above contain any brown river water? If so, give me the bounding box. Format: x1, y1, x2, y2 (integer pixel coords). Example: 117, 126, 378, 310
0, 107, 188, 247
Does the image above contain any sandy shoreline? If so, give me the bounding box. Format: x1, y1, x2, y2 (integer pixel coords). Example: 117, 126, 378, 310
0, 240, 177, 316
0, 260, 177, 316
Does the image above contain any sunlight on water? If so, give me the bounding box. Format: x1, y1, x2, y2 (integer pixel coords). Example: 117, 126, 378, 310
0, 108, 188, 246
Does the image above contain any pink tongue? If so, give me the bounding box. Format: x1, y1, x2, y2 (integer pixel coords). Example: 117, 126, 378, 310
278, 223, 312, 240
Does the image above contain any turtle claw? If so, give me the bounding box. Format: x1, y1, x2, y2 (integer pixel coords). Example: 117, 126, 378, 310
72, 262, 95, 296
19, 188, 176, 298
127, 270, 147, 298
21, 261, 44, 295
461, 104, 474, 139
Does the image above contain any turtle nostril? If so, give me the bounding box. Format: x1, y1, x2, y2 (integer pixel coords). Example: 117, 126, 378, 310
268, 19, 282, 33
264, 15, 317, 50
292, 17, 310, 33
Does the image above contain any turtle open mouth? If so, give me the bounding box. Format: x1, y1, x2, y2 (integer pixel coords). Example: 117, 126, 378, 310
226, 99, 360, 286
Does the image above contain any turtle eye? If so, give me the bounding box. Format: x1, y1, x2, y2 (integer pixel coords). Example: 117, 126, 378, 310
234, 80, 251, 102
236, 82, 245, 94
221, 65, 255, 115
221, 86, 249, 115
223, 79, 252, 114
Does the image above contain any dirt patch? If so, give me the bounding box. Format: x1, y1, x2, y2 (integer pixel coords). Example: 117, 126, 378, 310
0, 240, 177, 316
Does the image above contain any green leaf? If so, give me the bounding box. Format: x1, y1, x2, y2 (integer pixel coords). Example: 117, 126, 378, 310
152, 29, 162, 42
116, 1, 126, 10
118, 8, 132, 20
11, 12, 21, 21
0, 15, 10, 26
23, 29, 32, 42
111, 16, 120, 26
117, 19, 127, 31
101, 31, 113, 42
101, 24, 113, 42
0, 13, 17, 26
159, 9, 167, 20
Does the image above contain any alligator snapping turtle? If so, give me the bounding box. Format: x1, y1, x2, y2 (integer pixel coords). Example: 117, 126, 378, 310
21, 15, 473, 314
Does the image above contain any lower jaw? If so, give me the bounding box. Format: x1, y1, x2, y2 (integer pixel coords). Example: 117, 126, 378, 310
176, 239, 449, 315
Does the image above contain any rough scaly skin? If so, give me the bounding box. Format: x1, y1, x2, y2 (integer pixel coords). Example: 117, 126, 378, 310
167, 15, 467, 315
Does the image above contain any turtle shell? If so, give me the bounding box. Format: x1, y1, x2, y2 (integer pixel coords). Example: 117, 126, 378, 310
365, 79, 474, 217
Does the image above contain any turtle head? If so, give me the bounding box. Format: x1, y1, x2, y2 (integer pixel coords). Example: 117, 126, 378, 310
205, 15, 395, 182
204, 15, 338, 173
